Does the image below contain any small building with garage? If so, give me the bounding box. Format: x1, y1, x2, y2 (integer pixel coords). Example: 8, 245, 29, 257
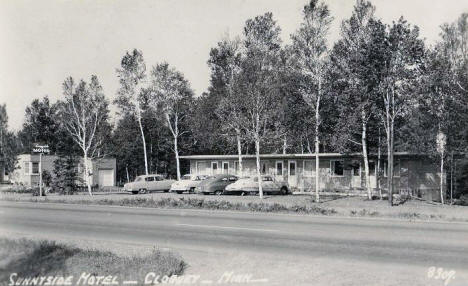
10, 154, 117, 188
180, 153, 444, 199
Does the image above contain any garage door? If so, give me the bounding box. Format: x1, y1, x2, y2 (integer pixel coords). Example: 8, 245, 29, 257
98, 169, 114, 187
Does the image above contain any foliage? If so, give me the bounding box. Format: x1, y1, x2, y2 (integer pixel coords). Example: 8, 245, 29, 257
17, 96, 60, 154
51, 154, 81, 194
0, 104, 19, 175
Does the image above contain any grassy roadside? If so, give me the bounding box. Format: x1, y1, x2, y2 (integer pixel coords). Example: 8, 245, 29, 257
0, 238, 185, 285
2, 192, 468, 222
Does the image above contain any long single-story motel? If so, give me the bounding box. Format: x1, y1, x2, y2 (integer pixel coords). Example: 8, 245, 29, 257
181, 153, 443, 199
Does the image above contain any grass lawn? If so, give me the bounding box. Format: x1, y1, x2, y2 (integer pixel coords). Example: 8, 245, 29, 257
0, 238, 185, 284
2, 191, 468, 221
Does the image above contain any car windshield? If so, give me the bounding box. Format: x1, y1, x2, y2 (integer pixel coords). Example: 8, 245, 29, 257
135, 177, 143, 182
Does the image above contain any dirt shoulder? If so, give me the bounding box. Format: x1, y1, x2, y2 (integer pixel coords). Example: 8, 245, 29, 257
1, 192, 467, 222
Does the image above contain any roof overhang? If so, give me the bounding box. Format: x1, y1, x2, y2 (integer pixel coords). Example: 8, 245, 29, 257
179, 152, 425, 160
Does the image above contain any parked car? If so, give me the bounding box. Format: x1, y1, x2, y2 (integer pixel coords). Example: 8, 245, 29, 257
124, 174, 175, 194
195, 174, 238, 195
170, 174, 210, 194
224, 175, 290, 195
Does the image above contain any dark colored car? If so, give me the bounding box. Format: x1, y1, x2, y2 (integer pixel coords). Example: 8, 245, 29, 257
195, 174, 238, 195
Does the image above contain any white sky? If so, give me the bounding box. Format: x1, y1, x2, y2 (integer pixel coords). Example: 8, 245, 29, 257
1, 0, 467, 130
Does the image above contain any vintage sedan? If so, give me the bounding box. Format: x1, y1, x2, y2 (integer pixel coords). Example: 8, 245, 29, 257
124, 174, 175, 194
224, 175, 290, 195
170, 174, 210, 194
195, 174, 238, 195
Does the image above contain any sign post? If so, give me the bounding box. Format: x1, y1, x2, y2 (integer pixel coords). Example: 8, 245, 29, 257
32, 143, 50, 196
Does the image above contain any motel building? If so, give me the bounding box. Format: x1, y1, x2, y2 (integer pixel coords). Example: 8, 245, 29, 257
9, 154, 117, 188
180, 152, 444, 200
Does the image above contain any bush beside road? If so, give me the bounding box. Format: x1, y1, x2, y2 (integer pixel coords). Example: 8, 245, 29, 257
0, 238, 186, 285
1, 192, 468, 222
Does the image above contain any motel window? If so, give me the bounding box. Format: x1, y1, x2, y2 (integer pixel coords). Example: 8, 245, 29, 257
31, 162, 39, 175
234, 161, 239, 172
331, 160, 344, 176
276, 161, 283, 176
24, 162, 30, 175
351, 162, 360, 176
261, 162, 267, 174
303, 160, 316, 177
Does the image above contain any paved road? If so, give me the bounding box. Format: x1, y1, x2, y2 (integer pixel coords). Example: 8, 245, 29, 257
1, 201, 468, 285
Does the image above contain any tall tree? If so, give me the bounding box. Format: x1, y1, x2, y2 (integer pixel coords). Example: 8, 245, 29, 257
149, 63, 194, 181
115, 49, 150, 175
329, 0, 377, 199
439, 13, 468, 94
0, 104, 19, 176
235, 12, 283, 198
18, 96, 60, 153
289, 0, 333, 202
370, 18, 425, 205
59, 75, 110, 195
213, 36, 246, 176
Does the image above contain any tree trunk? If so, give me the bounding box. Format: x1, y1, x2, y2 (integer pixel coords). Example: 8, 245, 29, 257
283, 136, 287, 155
378, 127, 382, 200
315, 91, 320, 203
174, 136, 181, 181
440, 151, 445, 204
362, 112, 371, 200
387, 123, 394, 206
236, 130, 243, 177
126, 165, 130, 183
83, 153, 92, 196
137, 112, 149, 175
255, 136, 263, 199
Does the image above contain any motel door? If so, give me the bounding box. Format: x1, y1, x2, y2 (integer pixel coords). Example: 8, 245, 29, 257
288, 161, 297, 188
368, 161, 377, 189
351, 161, 361, 188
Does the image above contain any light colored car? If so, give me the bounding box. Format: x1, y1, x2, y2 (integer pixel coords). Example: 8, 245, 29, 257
124, 174, 175, 194
170, 174, 210, 194
224, 175, 290, 196
195, 174, 238, 195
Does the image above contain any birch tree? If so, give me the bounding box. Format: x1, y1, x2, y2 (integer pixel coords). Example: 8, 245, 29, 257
115, 49, 150, 175
212, 37, 246, 176
235, 13, 283, 199
439, 13, 468, 94
371, 18, 425, 205
330, 0, 377, 200
290, 0, 333, 202
60, 76, 109, 196
150, 63, 194, 181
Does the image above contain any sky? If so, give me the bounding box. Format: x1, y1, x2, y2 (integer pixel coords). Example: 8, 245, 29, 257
1, 0, 467, 131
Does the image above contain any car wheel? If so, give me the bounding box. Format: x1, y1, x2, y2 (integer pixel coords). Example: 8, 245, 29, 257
139, 188, 147, 194
215, 190, 223, 196
189, 187, 195, 193
281, 187, 288, 195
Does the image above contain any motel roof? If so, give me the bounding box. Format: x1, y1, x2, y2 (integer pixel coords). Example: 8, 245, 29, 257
179, 152, 422, 160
